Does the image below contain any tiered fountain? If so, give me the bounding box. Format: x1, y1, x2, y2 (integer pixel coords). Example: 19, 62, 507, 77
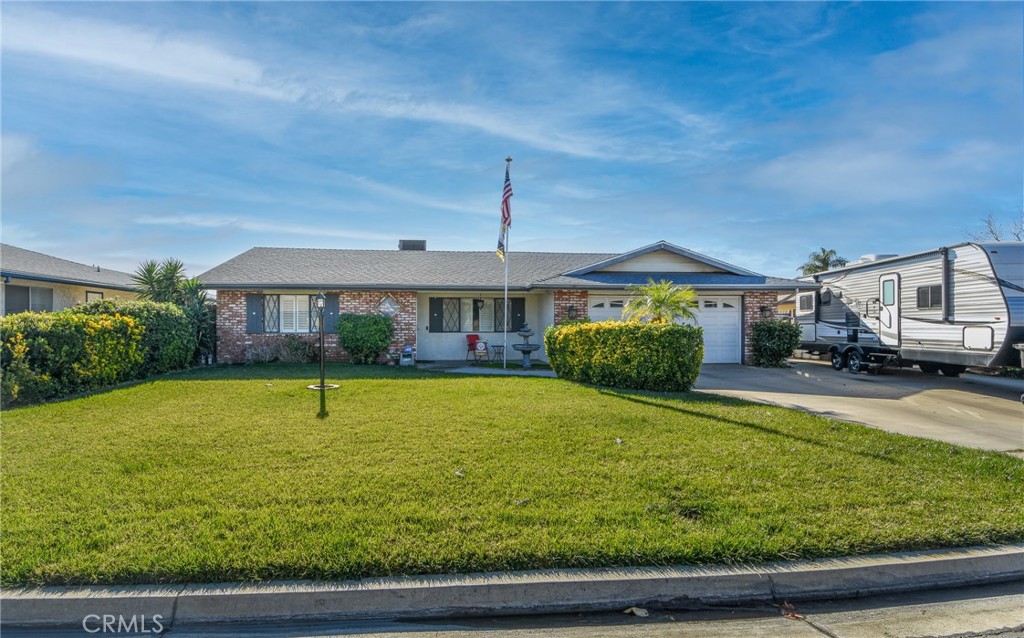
511, 322, 541, 369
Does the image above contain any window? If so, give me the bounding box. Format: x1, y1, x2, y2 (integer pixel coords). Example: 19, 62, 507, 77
280, 295, 311, 332
882, 280, 896, 306
264, 295, 281, 333
85, 291, 104, 303
4, 285, 53, 314
378, 295, 400, 317
430, 297, 524, 333
799, 295, 813, 311
820, 289, 832, 306
916, 285, 942, 309
703, 300, 718, 309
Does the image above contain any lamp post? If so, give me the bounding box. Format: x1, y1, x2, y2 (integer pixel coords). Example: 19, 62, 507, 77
315, 291, 327, 419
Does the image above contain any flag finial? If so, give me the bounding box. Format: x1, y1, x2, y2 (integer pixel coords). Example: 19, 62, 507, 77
506, 156, 513, 164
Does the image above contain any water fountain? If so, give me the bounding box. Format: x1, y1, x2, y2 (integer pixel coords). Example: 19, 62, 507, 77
511, 322, 541, 369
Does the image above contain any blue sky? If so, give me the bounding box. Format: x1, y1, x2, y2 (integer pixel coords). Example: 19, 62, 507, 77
2, 2, 1021, 278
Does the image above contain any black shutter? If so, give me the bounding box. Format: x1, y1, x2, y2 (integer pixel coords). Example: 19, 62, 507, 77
324, 294, 339, 332
429, 297, 443, 333
246, 294, 264, 333
510, 298, 526, 332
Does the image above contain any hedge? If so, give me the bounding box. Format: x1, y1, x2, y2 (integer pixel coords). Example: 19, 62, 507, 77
1, 312, 143, 406
544, 320, 703, 392
76, 299, 196, 375
751, 319, 802, 367
337, 314, 394, 364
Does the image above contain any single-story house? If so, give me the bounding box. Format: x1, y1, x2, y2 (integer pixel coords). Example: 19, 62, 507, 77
201, 240, 809, 365
0, 244, 138, 315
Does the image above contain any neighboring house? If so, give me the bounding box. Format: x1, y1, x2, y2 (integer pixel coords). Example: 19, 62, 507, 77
201, 240, 807, 365
0, 244, 138, 315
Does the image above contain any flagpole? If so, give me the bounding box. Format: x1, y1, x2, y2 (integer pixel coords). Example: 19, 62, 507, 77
503, 156, 512, 369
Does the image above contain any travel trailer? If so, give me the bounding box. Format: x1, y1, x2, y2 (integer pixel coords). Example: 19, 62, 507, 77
796, 242, 1024, 376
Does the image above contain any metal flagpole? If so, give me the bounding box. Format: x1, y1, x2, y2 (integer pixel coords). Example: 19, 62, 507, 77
503, 156, 511, 369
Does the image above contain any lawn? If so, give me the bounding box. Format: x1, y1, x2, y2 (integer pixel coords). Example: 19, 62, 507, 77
2, 363, 1022, 586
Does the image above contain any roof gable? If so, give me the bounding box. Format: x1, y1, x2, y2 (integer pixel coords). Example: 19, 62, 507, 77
564, 241, 759, 277
0, 244, 136, 290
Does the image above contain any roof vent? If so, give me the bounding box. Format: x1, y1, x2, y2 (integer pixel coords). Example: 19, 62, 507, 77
398, 239, 426, 251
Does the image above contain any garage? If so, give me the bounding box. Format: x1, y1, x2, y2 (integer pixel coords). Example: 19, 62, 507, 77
588, 295, 742, 364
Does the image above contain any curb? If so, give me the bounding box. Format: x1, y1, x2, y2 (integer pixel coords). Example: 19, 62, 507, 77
3, 544, 1022, 628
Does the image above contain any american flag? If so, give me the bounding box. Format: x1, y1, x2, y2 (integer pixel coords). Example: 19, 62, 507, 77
497, 161, 513, 261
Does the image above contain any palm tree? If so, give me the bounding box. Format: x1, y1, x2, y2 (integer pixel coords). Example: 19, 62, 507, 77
132, 258, 188, 303
800, 248, 848, 275
622, 279, 698, 324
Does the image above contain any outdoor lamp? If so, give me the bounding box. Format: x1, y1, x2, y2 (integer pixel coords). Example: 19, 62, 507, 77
315, 291, 327, 418
760, 306, 773, 320
566, 305, 578, 320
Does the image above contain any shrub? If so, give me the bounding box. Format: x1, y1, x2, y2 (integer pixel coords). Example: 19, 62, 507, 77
1, 311, 143, 406
544, 320, 703, 392
76, 300, 196, 375
337, 314, 394, 365
244, 345, 277, 364
751, 319, 802, 367
276, 335, 316, 363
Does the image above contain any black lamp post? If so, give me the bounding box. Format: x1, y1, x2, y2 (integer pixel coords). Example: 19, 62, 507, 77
315, 291, 327, 419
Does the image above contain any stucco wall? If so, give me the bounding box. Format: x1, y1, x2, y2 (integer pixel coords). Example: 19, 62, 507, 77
1, 278, 137, 315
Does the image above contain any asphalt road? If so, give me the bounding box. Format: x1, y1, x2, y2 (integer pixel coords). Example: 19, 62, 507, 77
694, 360, 1024, 457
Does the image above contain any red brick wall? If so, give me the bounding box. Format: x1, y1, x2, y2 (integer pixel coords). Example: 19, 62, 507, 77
215, 290, 417, 364
742, 291, 779, 365
553, 290, 589, 324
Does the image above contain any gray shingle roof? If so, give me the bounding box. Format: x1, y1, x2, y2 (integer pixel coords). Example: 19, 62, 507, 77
199, 248, 617, 290
200, 246, 808, 291
0, 244, 136, 290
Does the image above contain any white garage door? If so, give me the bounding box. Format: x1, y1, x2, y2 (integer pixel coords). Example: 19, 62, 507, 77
587, 295, 742, 364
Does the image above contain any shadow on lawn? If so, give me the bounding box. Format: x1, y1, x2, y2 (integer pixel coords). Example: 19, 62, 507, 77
598, 389, 897, 464
169, 362, 439, 382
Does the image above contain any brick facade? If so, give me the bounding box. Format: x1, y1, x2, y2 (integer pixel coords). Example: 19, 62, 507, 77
741, 291, 779, 365
553, 289, 589, 324
215, 290, 417, 364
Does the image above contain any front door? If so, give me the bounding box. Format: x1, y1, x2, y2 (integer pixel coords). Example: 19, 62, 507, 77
878, 274, 900, 348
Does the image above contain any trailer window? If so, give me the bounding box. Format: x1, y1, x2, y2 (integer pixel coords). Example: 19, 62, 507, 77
882, 280, 896, 306
916, 285, 942, 309
820, 289, 832, 306
799, 295, 813, 311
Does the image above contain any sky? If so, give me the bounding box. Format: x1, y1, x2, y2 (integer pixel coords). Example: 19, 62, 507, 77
2, 2, 1022, 279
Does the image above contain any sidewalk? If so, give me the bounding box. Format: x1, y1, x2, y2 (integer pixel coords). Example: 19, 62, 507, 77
3, 544, 1022, 630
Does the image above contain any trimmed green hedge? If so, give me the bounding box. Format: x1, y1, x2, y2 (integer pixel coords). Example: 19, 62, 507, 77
1, 312, 143, 406
337, 314, 394, 364
751, 319, 802, 367
76, 300, 196, 375
545, 320, 703, 392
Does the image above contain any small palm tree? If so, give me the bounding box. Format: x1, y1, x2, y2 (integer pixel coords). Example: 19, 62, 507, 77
622, 279, 698, 324
133, 258, 188, 303
800, 247, 848, 276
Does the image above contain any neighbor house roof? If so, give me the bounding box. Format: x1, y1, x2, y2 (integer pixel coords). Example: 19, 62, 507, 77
0, 244, 137, 291
199, 241, 808, 291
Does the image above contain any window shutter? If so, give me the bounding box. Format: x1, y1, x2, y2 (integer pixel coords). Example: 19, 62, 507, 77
510, 298, 526, 332
324, 294, 339, 332
246, 294, 264, 333
429, 297, 443, 333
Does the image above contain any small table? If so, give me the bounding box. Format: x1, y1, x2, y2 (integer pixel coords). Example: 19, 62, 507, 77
490, 345, 505, 361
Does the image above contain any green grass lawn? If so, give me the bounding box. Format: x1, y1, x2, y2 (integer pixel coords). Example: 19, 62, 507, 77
2, 363, 1022, 586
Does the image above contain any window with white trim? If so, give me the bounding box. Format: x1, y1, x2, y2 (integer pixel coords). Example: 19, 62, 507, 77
280, 295, 311, 333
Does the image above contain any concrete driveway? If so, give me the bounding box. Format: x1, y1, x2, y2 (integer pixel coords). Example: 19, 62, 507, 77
694, 360, 1024, 457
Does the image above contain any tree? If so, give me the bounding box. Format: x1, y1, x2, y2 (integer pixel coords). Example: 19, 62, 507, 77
800, 247, 848, 276
132, 258, 215, 361
622, 279, 698, 324
967, 213, 1024, 242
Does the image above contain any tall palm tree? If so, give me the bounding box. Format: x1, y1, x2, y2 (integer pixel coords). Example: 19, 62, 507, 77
622, 279, 698, 324
800, 248, 848, 276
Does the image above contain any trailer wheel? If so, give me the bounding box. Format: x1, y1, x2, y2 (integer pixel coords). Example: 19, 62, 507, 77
918, 363, 940, 374
847, 351, 864, 374
940, 365, 966, 378
830, 352, 846, 370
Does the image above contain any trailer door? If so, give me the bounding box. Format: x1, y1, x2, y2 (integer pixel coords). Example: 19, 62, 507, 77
879, 274, 901, 348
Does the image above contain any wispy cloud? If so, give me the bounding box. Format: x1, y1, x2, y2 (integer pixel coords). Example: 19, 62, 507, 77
136, 215, 396, 243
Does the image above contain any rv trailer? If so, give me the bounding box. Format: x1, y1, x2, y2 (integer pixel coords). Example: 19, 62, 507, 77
796, 242, 1024, 376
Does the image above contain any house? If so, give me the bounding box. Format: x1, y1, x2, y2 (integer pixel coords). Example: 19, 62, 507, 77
0, 244, 138, 315
201, 240, 807, 365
